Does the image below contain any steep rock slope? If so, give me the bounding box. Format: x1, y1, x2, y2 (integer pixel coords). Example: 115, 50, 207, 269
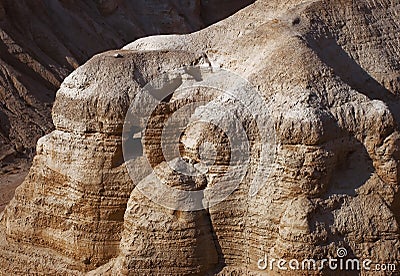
1, 0, 400, 275
0, 0, 254, 165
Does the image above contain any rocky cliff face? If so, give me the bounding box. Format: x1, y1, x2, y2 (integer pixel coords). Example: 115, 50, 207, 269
0, 0, 254, 211
1, 0, 400, 275
0, 0, 254, 165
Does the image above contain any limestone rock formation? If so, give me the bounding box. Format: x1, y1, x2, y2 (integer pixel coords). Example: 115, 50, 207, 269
0, 0, 254, 166
1, 0, 400, 275
0, 0, 254, 211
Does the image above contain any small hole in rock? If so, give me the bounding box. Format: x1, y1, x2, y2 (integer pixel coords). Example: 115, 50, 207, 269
123, 126, 143, 160
292, 17, 301, 25
161, 94, 173, 103
83, 258, 91, 265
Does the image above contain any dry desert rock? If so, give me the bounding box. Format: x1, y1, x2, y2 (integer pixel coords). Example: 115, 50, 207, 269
1, 0, 400, 275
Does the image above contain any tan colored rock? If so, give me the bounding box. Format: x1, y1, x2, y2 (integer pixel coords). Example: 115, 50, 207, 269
0, 0, 251, 174
0, 50, 214, 273
1, 0, 400, 275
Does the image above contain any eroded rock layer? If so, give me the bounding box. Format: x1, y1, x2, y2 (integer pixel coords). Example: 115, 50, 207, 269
0, 0, 254, 167
1, 0, 400, 275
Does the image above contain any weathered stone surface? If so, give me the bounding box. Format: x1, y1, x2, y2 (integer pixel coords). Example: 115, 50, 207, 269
0, 0, 254, 171
1, 0, 400, 275
0, 50, 210, 273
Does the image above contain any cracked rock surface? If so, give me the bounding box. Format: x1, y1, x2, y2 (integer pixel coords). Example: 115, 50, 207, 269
0, 0, 253, 166
1, 0, 400, 275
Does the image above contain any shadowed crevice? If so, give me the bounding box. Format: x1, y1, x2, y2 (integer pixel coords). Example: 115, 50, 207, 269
305, 32, 400, 125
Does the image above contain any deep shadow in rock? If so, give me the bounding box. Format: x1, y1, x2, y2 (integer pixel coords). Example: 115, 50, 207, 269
200, 0, 255, 26
123, 126, 143, 161
326, 136, 374, 197
305, 33, 400, 124
205, 210, 226, 275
